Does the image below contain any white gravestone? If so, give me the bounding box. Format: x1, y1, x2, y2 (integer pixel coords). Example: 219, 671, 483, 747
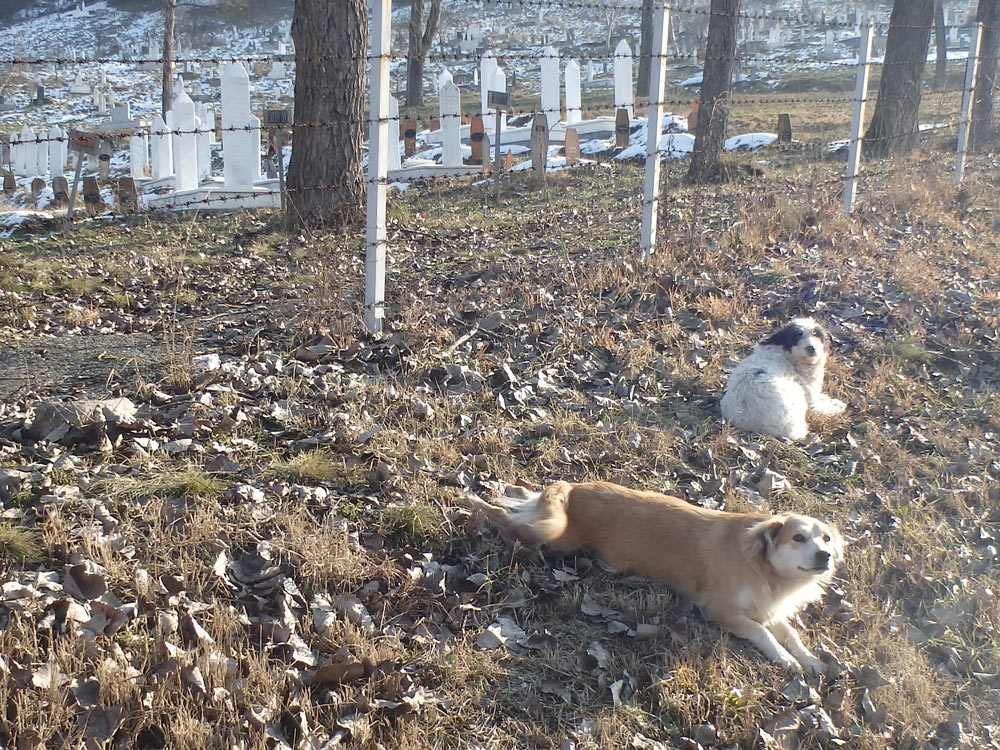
9, 133, 21, 176
540, 46, 560, 129
439, 78, 462, 167
387, 95, 401, 171
47, 125, 64, 178
172, 88, 198, 191
614, 40, 633, 119
587, 59, 596, 82
221, 62, 259, 190
493, 66, 507, 130
34, 130, 48, 178
20, 125, 36, 177
196, 104, 212, 182
268, 61, 287, 79
69, 71, 90, 94
480, 51, 498, 117
824, 30, 835, 56
150, 113, 173, 180
565, 59, 582, 125
130, 131, 149, 179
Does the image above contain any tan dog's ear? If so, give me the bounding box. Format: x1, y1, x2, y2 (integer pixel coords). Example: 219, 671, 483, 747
744, 517, 785, 558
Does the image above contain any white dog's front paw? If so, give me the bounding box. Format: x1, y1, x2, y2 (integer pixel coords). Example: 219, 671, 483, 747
814, 396, 846, 416
799, 654, 827, 677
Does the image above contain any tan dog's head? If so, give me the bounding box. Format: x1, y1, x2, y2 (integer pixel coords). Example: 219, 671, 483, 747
761, 317, 831, 368
749, 514, 843, 581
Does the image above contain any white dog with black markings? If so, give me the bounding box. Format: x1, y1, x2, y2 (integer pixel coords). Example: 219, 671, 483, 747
721, 317, 846, 441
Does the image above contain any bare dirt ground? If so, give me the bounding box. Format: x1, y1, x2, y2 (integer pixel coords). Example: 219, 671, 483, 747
1, 152, 1000, 750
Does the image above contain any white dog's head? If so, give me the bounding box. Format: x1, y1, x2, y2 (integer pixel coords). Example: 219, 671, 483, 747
748, 514, 844, 582
760, 317, 831, 368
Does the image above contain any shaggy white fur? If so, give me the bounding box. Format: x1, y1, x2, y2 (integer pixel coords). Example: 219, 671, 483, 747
720, 317, 846, 441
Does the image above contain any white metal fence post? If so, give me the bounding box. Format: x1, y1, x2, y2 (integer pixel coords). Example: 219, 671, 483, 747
955, 22, 983, 185
639, 1, 670, 257
365, 0, 392, 333
843, 23, 873, 214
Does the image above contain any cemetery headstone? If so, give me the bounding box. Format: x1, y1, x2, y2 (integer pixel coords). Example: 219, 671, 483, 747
614, 40, 633, 118
52, 175, 69, 205
150, 114, 173, 180
98, 141, 112, 180
439, 79, 462, 168
172, 87, 199, 191
531, 113, 549, 180
469, 115, 485, 164
565, 60, 582, 125
403, 116, 417, 158
221, 62, 260, 190
564, 128, 580, 166
114, 177, 138, 211
504, 150, 514, 172
30, 177, 45, 196
34, 130, 48, 179
540, 46, 561, 129
777, 114, 792, 142
688, 101, 699, 131
48, 125, 65, 179
615, 108, 630, 149
82, 176, 106, 215
4, 172, 17, 193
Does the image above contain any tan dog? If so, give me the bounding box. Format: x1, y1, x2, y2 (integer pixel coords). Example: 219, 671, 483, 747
465, 481, 843, 674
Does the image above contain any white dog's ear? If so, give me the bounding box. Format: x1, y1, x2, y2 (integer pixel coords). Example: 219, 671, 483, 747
745, 517, 785, 557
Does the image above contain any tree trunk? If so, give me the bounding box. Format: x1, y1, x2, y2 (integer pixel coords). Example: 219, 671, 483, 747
971, 0, 1000, 149
863, 0, 933, 158
637, 2, 653, 94
286, 0, 367, 227
162, 0, 175, 118
405, 0, 441, 107
688, 0, 741, 182
934, 0, 947, 89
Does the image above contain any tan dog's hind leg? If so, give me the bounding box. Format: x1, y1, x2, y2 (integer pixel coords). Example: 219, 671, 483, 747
712, 613, 802, 673
769, 619, 826, 675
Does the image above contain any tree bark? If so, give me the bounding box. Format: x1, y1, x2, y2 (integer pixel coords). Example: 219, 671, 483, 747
637, 2, 653, 94
971, 0, 1000, 148
405, 0, 441, 107
688, 0, 741, 182
162, 0, 175, 118
286, 0, 367, 227
934, 0, 947, 89
863, 0, 933, 159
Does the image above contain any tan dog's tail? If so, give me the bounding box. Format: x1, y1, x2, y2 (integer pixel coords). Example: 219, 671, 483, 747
464, 481, 571, 545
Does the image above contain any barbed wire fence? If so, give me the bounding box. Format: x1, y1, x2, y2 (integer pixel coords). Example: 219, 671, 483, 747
0, 1, 996, 333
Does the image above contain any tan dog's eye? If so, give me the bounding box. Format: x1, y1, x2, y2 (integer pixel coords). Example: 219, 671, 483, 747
793, 533, 806, 543
823, 534, 831, 543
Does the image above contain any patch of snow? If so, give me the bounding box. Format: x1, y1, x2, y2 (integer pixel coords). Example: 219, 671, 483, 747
724, 133, 778, 151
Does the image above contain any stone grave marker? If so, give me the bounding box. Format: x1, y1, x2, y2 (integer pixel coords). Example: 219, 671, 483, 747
222, 62, 260, 190
565, 60, 582, 125
531, 113, 549, 180
82, 176, 106, 215
172, 87, 199, 191
688, 100, 699, 131
504, 150, 514, 171
439, 78, 463, 168
48, 125, 65, 178
403, 116, 417, 157
34, 131, 48, 178
615, 108, 630, 149
469, 115, 485, 164
564, 128, 580, 166
114, 177, 138, 211
99, 140, 113, 180
32, 85, 46, 105
777, 114, 792, 142
614, 40, 633, 118
52, 175, 69, 205
540, 46, 560, 129
3, 172, 16, 193
430, 118, 440, 131
30, 177, 45, 196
